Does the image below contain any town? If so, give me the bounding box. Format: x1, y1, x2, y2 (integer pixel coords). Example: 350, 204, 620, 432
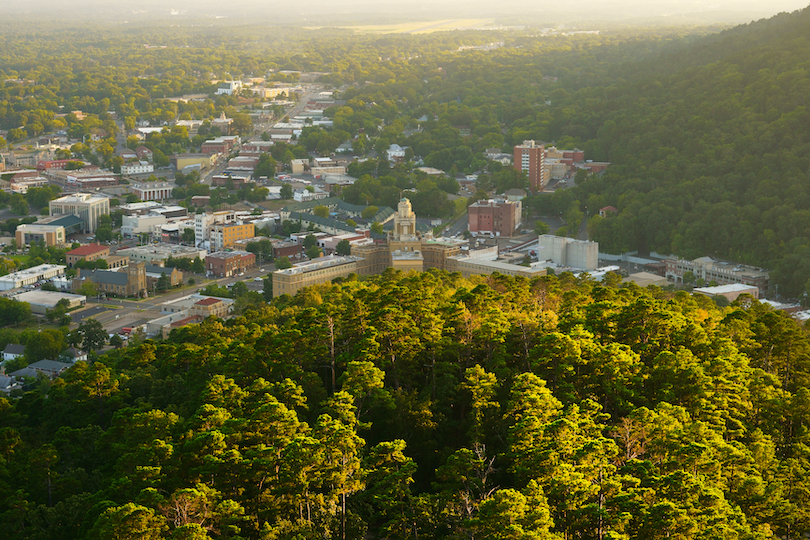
0, 79, 790, 390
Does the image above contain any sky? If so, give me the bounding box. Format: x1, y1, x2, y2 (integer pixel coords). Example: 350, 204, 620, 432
2, 0, 808, 26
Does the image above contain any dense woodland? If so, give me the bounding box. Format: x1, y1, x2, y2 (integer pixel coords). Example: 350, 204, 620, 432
2, 270, 810, 539
4, 10, 810, 538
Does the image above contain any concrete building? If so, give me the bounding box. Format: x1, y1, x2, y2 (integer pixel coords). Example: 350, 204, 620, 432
49, 193, 110, 233
13, 290, 86, 315
15, 222, 66, 247
171, 154, 217, 172
116, 244, 206, 265
210, 222, 255, 252
131, 182, 175, 202
121, 214, 167, 237
273, 255, 361, 298
66, 244, 110, 267
194, 210, 237, 248
468, 198, 522, 237
513, 140, 547, 192
0, 264, 66, 290
535, 235, 598, 271
665, 256, 770, 295
206, 251, 256, 277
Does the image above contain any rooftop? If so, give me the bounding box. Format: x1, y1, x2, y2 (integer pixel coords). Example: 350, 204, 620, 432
67, 243, 108, 256
277, 255, 361, 276
694, 283, 759, 295
195, 297, 222, 306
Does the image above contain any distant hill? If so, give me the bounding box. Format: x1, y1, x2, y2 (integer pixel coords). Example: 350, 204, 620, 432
564, 7, 810, 296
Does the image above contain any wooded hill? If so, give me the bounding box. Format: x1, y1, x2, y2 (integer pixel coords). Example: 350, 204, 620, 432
1, 270, 809, 539
547, 8, 810, 296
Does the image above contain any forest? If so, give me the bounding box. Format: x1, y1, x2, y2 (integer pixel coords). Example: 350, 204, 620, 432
2, 270, 810, 539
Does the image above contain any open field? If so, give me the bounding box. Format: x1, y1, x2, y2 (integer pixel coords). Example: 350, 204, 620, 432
311, 19, 500, 34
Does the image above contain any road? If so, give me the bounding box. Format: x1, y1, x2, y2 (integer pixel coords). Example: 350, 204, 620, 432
73, 262, 276, 334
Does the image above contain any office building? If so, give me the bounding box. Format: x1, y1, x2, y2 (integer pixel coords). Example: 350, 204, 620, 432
49, 193, 110, 233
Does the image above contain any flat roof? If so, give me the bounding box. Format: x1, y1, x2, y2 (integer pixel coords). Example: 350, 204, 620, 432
14, 290, 86, 306
694, 283, 758, 294
277, 255, 360, 275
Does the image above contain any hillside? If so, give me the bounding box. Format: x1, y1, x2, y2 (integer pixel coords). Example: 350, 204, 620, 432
558, 7, 810, 296
1, 270, 809, 538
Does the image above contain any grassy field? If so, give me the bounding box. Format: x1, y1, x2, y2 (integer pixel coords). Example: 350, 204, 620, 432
313, 19, 497, 34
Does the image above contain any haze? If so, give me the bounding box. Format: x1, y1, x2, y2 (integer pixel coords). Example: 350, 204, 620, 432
3, 0, 808, 26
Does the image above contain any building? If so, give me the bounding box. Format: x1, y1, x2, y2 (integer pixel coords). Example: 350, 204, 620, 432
0, 264, 66, 291
131, 182, 175, 202
135, 146, 153, 161
10, 359, 71, 380
210, 222, 255, 252
13, 290, 86, 315
513, 140, 547, 192
273, 255, 361, 297
446, 255, 548, 279
66, 244, 110, 267
468, 199, 522, 237
116, 244, 206, 265
206, 251, 256, 277
121, 214, 167, 237
49, 193, 110, 233
15, 222, 66, 247
211, 113, 234, 134
77, 262, 147, 297
2, 344, 25, 363
665, 256, 770, 294
535, 235, 598, 271
144, 264, 183, 290
171, 154, 217, 172
694, 283, 759, 302
190, 297, 231, 319
215, 82, 242, 96
194, 210, 238, 248
121, 161, 155, 175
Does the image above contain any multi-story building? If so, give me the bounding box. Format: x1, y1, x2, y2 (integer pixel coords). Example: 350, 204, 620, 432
49, 193, 110, 233
121, 161, 155, 175
15, 222, 66, 247
210, 222, 255, 252
665, 256, 770, 294
206, 251, 256, 277
468, 198, 522, 237
131, 182, 174, 201
513, 140, 547, 192
194, 210, 237, 248
116, 244, 206, 265
273, 255, 361, 297
66, 244, 110, 267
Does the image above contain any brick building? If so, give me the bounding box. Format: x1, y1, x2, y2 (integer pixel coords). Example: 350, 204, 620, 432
206, 251, 256, 277
513, 140, 547, 192
468, 199, 522, 237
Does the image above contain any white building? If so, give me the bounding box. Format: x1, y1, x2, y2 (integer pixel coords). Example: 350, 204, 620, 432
215, 80, 243, 95
121, 161, 155, 175
0, 264, 67, 291
49, 193, 110, 233
131, 182, 175, 202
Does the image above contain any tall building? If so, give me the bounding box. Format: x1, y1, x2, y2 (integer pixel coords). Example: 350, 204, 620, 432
513, 140, 546, 192
49, 193, 110, 233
